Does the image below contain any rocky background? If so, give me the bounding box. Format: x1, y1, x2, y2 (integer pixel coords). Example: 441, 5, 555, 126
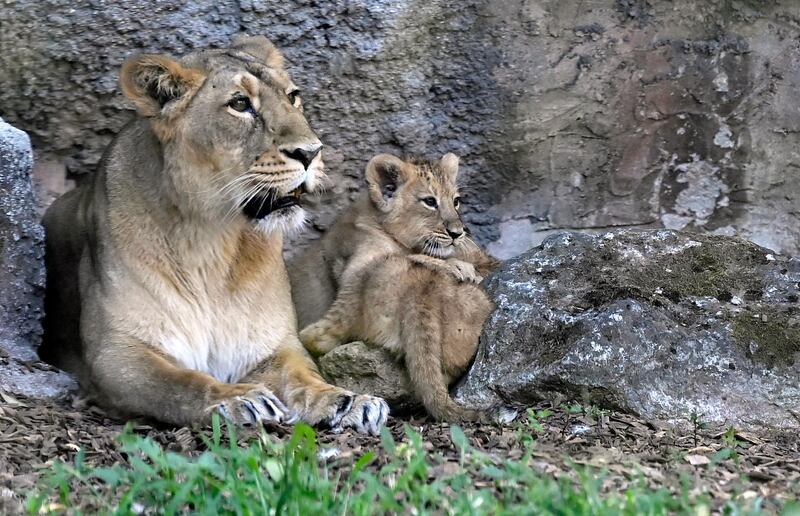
2, 0, 800, 257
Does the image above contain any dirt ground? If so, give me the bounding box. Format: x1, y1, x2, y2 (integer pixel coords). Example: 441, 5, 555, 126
1, 394, 798, 514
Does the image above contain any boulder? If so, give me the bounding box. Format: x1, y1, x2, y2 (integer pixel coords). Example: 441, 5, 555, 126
0, 118, 44, 362
454, 231, 800, 430
0, 118, 76, 399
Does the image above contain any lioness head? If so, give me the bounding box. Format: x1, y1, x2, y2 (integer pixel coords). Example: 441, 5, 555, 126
365, 153, 468, 258
120, 35, 323, 232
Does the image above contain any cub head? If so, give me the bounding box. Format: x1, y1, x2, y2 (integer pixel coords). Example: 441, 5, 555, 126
120, 35, 323, 233
366, 153, 468, 258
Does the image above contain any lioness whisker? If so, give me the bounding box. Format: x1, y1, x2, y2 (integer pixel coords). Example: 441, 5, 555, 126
217, 173, 258, 197
223, 181, 266, 222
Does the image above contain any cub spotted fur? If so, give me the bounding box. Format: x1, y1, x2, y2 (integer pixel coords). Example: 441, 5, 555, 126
290, 153, 498, 421
40, 36, 388, 434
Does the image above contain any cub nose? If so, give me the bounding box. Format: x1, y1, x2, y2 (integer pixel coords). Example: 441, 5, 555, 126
446, 228, 464, 240
280, 143, 322, 170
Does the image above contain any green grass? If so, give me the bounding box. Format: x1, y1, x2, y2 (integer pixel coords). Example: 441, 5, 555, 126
26, 415, 788, 515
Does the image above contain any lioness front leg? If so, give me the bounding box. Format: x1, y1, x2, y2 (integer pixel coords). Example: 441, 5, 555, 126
408, 254, 482, 283
244, 347, 389, 435
90, 337, 294, 427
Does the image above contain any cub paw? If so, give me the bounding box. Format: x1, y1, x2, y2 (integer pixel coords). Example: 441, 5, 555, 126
446, 259, 481, 284
208, 386, 297, 427
299, 322, 341, 356
321, 393, 389, 436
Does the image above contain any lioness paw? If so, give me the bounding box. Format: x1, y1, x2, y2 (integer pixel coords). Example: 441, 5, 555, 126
209, 386, 297, 427
321, 393, 389, 436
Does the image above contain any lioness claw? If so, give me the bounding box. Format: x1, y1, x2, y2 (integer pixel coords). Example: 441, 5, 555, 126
210, 387, 296, 426
324, 393, 389, 436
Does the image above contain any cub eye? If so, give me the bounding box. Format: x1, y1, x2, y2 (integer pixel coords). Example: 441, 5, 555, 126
287, 89, 301, 106
228, 95, 253, 113
454, 196, 462, 209
421, 196, 438, 209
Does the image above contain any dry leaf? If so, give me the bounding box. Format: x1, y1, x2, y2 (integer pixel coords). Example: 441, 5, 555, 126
685, 454, 710, 466
0, 392, 22, 406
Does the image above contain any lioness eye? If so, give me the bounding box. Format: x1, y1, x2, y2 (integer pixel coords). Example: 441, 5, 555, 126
421, 197, 438, 209
228, 95, 253, 113
454, 196, 461, 209
287, 89, 300, 105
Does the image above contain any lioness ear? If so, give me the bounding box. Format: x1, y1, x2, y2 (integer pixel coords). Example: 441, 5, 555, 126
120, 54, 204, 118
365, 154, 408, 213
440, 153, 460, 183
231, 34, 285, 69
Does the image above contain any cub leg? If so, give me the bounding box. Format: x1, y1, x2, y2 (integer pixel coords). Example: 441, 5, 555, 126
243, 346, 389, 435
400, 304, 486, 423
90, 336, 292, 427
299, 281, 360, 356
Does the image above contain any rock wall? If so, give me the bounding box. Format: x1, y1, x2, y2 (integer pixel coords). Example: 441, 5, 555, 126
2, 0, 800, 256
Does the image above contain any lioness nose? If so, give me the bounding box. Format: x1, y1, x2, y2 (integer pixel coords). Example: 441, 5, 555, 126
446, 228, 464, 240
280, 144, 322, 170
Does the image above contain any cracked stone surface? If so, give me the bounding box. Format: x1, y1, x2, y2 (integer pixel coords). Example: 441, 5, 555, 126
0, 118, 77, 399
2, 1, 800, 257
454, 230, 800, 431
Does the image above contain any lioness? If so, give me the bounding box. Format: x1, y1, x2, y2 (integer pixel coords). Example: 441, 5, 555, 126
40, 35, 388, 434
290, 153, 498, 421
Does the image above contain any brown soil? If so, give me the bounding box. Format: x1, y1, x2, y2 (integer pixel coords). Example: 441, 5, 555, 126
0, 394, 798, 514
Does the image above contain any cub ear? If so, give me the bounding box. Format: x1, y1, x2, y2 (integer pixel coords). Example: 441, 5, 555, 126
231, 34, 285, 69
120, 54, 204, 118
439, 152, 460, 183
365, 154, 409, 213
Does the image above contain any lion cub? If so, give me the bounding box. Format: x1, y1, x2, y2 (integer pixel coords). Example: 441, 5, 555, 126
290, 153, 498, 421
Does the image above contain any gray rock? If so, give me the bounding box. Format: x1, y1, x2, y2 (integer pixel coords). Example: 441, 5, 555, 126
318, 341, 421, 413
0, 353, 77, 400
454, 230, 800, 431
0, 117, 44, 361
3, 2, 800, 257
0, 118, 77, 399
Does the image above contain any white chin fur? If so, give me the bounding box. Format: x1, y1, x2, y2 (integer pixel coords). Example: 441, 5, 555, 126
254, 206, 308, 236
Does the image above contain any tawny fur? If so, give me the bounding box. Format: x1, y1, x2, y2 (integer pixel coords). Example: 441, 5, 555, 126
290, 154, 499, 422
40, 35, 388, 433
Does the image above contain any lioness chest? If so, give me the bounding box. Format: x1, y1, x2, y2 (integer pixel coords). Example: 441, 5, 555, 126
106, 231, 296, 383
155, 292, 290, 382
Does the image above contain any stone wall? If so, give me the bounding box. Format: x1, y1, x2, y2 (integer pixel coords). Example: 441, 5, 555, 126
2, 0, 800, 257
